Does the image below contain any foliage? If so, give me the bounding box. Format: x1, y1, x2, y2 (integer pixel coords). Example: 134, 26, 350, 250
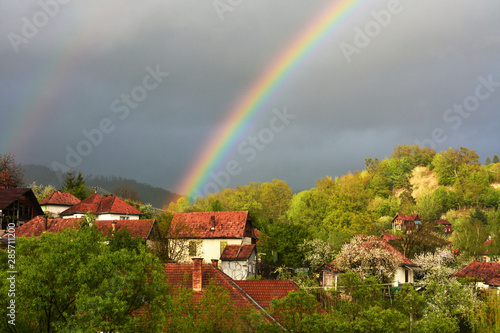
28, 181, 57, 201
335, 235, 399, 283
61, 170, 90, 200
299, 238, 336, 271
389, 222, 446, 259
0, 153, 24, 188
469, 291, 500, 333
259, 220, 312, 267
412, 247, 461, 278
0, 224, 170, 332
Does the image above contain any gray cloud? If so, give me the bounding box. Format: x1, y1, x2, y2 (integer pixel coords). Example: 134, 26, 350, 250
1, 0, 500, 194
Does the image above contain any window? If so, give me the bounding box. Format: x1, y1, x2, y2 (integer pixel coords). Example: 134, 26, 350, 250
189, 241, 197, 256
120, 216, 130, 220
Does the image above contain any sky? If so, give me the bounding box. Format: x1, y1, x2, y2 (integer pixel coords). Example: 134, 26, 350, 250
1, 0, 499, 197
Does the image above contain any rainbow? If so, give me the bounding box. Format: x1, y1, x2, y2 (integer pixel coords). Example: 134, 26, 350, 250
176, 0, 364, 199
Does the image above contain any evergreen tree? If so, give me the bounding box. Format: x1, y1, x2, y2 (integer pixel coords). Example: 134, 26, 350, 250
486, 156, 492, 165
62, 170, 89, 200
494, 155, 500, 164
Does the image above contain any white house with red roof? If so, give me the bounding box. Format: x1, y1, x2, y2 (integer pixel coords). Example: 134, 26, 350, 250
60, 193, 143, 220
220, 244, 257, 280
39, 191, 80, 218
170, 211, 256, 264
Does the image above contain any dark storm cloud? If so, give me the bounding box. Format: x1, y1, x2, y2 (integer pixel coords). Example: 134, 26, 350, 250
1, 0, 499, 195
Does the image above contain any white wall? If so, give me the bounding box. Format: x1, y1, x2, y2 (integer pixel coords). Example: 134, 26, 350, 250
393, 266, 414, 286
42, 205, 71, 217
62, 213, 140, 220
174, 237, 253, 264
221, 251, 256, 280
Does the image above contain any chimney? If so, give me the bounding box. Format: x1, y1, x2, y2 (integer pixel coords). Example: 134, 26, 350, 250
210, 215, 216, 231
111, 221, 117, 232
192, 258, 203, 291
211, 259, 218, 269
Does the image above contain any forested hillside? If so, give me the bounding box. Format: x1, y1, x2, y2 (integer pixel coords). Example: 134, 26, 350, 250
23, 164, 180, 207
170, 145, 500, 264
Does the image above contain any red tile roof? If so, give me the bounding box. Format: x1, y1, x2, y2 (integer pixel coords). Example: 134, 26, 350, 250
452, 261, 500, 285
381, 234, 401, 241
357, 235, 417, 267
221, 244, 256, 261
164, 262, 259, 311
60, 194, 142, 216
164, 261, 298, 321
436, 220, 452, 226
235, 280, 299, 309
14, 216, 155, 239
39, 191, 80, 206
171, 211, 252, 239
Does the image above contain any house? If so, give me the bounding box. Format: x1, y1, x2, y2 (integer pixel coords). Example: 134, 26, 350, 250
452, 261, 500, 288
436, 220, 453, 234
0, 188, 44, 231
13, 215, 157, 243
392, 214, 421, 232
318, 262, 342, 290
220, 244, 257, 280
59, 193, 143, 220
164, 258, 299, 325
169, 211, 256, 264
39, 191, 80, 218
319, 237, 419, 289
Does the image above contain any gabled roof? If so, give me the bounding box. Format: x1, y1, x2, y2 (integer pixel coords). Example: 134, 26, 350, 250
381, 234, 400, 242
14, 216, 155, 239
382, 240, 418, 267
221, 244, 256, 261
171, 211, 251, 239
59, 193, 142, 216
235, 280, 299, 309
436, 220, 452, 226
392, 214, 420, 222
39, 191, 80, 206
0, 188, 43, 215
452, 261, 500, 285
318, 262, 342, 274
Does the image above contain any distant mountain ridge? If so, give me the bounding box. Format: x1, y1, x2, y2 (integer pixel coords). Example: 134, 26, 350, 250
22, 164, 181, 208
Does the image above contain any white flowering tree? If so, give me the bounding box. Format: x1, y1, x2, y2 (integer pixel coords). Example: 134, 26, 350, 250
335, 235, 400, 283
412, 247, 463, 278
299, 238, 336, 271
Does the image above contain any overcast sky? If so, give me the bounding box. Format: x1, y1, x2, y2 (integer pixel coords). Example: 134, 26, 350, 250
1, 0, 499, 195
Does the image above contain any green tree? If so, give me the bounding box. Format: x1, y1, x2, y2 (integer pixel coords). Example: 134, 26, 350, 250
299, 239, 336, 271
29, 181, 57, 201
62, 170, 90, 200
209, 199, 224, 211
1, 221, 170, 332
494, 155, 500, 164
0, 153, 24, 188
486, 156, 492, 165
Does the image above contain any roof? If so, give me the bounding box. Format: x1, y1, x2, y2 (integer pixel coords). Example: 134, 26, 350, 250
59, 193, 142, 216
220, 244, 256, 261
381, 234, 401, 242
452, 261, 500, 285
235, 280, 299, 309
171, 211, 252, 239
436, 220, 452, 226
318, 262, 342, 274
392, 214, 420, 222
14, 216, 155, 239
0, 188, 43, 215
164, 262, 259, 311
39, 191, 80, 206
382, 240, 418, 266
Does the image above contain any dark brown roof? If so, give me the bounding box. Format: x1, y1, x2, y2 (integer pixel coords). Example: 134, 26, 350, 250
39, 191, 80, 206
235, 280, 299, 309
14, 216, 155, 239
452, 261, 500, 285
0, 188, 42, 213
60, 194, 142, 216
171, 211, 251, 239
436, 220, 452, 226
220, 244, 256, 261
392, 214, 420, 222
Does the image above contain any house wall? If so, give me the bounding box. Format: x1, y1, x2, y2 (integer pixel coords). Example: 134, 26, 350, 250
42, 205, 71, 217
174, 237, 253, 264
393, 267, 414, 286
62, 213, 140, 220
221, 252, 256, 280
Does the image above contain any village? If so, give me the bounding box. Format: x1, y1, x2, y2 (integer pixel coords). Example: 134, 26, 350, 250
1, 156, 500, 332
